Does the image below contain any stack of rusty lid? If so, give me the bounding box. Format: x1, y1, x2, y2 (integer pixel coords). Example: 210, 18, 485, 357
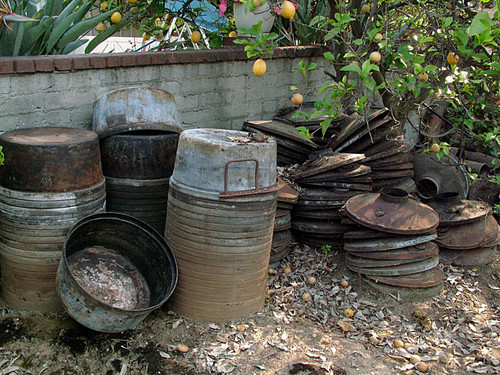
273, 103, 351, 147
426, 192, 498, 266
270, 178, 299, 266
92, 87, 183, 233
290, 152, 372, 250
330, 109, 414, 192
243, 120, 318, 166
343, 187, 444, 296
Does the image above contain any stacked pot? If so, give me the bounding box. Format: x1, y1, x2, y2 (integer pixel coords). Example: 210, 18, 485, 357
290, 152, 372, 250
343, 188, 444, 297
92, 87, 184, 233
330, 108, 415, 193
270, 178, 299, 266
426, 193, 498, 266
0, 127, 105, 312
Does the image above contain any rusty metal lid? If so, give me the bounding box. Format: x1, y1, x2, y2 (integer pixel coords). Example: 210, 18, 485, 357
347, 241, 439, 260
292, 208, 343, 220
344, 233, 437, 251
292, 153, 365, 180
365, 266, 444, 288
243, 120, 318, 148
297, 164, 371, 183
344, 187, 439, 234
0, 127, 103, 192
277, 178, 299, 203
426, 193, 492, 226
292, 219, 353, 235
346, 255, 439, 276
439, 245, 497, 266
436, 214, 498, 249
345, 244, 438, 267
293, 232, 344, 249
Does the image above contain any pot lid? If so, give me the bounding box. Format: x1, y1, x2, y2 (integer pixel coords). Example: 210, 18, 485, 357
426, 193, 492, 226
436, 213, 498, 249
344, 187, 439, 234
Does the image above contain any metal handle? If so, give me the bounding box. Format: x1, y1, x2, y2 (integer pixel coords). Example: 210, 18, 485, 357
220, 158, 278, 199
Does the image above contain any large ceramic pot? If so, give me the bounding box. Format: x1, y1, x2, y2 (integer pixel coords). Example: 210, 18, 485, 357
233, 2, 274, 33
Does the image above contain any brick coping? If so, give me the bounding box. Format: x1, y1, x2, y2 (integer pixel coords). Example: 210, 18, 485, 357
0, 46, 324, 75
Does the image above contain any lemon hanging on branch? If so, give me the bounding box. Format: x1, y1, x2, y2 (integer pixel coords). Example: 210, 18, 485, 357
191, 30, 201, 43
111, 11, 122, 24
281, 1, 296, 20
253, 59, 267, 76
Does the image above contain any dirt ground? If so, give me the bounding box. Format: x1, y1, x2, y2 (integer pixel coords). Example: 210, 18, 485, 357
0, 244, 499, 375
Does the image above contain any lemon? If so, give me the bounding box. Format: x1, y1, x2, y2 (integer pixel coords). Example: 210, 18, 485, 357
142, 32, 151, 41
100, 1, 107, 10
292, 93, 303, 105
416, 362, 428, 372
417, 72, 429, 81
253, 59, 266, 76
128, 0, 137, 3
253, 0, 262, 7
176, 344, 189, 353
283, 266, 291, 274
307, 276, 316, 285
369, 51, 381, 63
394, 339, 404, 348
431, 143, 440, 153
362, 4, 371, 13
374, 32, 382, 42
130, 6, 140, 14
228, 31, 237, 37
340, 280, 349, 287
191, 30, 201, 43
344, 308, 354, 318
302, 292, 312, 302
111, 11, 122, 24
153, 30, 163, 40
96, 23, 106, 33
447, 52, 459, 65
281, 1, 296, 20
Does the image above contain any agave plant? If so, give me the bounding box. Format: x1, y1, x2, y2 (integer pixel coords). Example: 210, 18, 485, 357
0, 0, 126, 56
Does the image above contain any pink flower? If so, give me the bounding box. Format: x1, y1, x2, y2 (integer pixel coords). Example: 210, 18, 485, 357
293, 1, 299, 9
219, 0, 227, 17
274, 6, 281, 14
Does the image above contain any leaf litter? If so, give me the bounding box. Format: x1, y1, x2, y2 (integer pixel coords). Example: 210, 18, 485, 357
0, 244, 498, 374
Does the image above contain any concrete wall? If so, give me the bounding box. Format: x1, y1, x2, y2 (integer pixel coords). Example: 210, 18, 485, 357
0, 47, 329, 133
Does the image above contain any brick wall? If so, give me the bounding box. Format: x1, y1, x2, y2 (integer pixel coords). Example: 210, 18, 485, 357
0, 46, 329, 132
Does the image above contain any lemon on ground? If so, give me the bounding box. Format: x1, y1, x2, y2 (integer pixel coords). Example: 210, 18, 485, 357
344, 308, 354, 318
253, 58, 266, 76
369, 51, 381, 63
111, 11, 122, 24
417, 72, 429, 81
447, 52, 459, 65
302, 292, 312, 302
307, 276, 316, 285
283, 266, 291, 274
292, 93, 303, 105
100, 1, 107, 10
340, 280, 349, 288
362, 4, 371, 13
96, 23, 106, 33
416, 362, 428, 372
176, 344, 189, 353
281, 1, 296, 20
229, 30, 237, 37
191, 30, 201, 43
394, 339, 404, 348
410, 355, 421, 364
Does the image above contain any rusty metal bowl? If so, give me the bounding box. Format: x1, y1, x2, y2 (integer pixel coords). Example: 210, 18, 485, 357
92, 87, 183, 138
56, 213, 178, 333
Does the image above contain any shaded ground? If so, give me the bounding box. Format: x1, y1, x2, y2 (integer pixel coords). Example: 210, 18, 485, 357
0, 245, 499, 375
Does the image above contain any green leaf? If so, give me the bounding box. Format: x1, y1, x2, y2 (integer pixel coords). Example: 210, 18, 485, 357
12, 22, 24, 57
467, 12, 491, 37
60, 39, 87, 54
20, 16, 55, 55
290, 85, 299, 91
320, 118, 332, 137
340, 64, 362, 74
323, 52, 335, 61
53, 0, 82, 28
59, 8, 118, 53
